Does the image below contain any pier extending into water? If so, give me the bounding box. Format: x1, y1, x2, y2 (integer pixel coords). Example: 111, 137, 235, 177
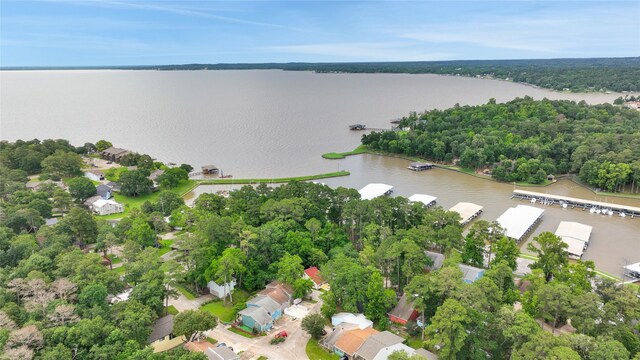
512, 189, 640, 218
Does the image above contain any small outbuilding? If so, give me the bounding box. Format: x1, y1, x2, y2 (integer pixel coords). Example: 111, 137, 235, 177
84, 170, 105, 182
207, 279, 236, 299
388, 294, 419, 326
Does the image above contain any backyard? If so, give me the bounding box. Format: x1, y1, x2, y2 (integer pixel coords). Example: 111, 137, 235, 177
200, 289, 250, 322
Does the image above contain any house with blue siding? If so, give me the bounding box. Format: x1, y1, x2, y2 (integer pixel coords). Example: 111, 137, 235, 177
247, 295, 282, 320
458, 264, 485, 283
238, 306, 272, 332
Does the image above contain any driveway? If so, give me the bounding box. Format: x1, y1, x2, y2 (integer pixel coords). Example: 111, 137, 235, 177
169, 291, 214, 312
205, 293, 323, 360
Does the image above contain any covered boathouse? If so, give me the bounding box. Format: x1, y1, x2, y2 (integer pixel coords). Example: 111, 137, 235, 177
358, 183, 393, 200
407, 162, 434, 171
496, 205, 544, 243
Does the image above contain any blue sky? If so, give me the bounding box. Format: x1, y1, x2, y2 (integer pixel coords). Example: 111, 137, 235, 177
1, 1, 638, 66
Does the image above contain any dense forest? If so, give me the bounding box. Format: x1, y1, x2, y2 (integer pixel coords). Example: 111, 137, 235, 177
4, 57, 639, 93
361, 97, 640, 192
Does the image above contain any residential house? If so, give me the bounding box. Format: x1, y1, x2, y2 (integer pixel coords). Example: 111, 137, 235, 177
204, 346, 239, 360
258, 281, 294, 310
148, 315, 185, 353
458, 264, 485, 284
238, 306, 272, 332
207, 279, 236, 299
84, 170, 105, 182
303, 266, 328, 290
96, 184, 112, 199
334, 328, 378, 358
353, 331, 405, 360
321, 323, 359, 351
91, 199, 125, 216
106, 181, 121, 192
332, 313, 373, 330
388, 294, 419, 326
372, 344, 438, 360
100, 147, 131, 162
246, 296, 282, 320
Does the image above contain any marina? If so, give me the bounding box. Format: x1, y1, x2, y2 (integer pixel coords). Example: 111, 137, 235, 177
496, 205, 545, 243
512, 189, 640, 218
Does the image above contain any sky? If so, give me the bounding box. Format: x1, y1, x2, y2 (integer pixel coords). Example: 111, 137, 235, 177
1, 0, 639, 66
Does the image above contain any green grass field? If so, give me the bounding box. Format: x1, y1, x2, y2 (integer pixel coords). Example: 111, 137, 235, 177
305, 339, 339, 360
157, 240, 174, 256
200, 289, 249, 322
166, 305, 179, 315
322, 145, 369, 159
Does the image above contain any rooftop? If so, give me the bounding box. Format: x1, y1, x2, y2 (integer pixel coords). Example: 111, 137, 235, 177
449, 202, 483, 224
555, 221, 592, 243
304, 266, 326, 285
458, 263, 485, 284
205, 346, 239, 360
247, 295, 280, 314
335, 328, 378, 356
148, 315, 174, 343
388, 293, 417, 321
408, 194, 437, 206
358, 183, 393, 201
496, 205, 544, 241
354, 331, 405, 360
238, 306, 271, 326
425, 251, 445, 271
332, 312, 373, 330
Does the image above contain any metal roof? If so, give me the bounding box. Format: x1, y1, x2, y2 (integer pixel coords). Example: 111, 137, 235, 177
449, 202, 483, 224
408, 194, 437, 206
555, 221, 592, 243
358, 183, 393, 200
496, 205, 544, 240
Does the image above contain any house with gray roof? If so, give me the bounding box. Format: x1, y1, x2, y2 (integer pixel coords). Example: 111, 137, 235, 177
353, 331, 405, 360
205, 346, 239, 360
246, 295, 281, 319
238, 306, 272, 332
96, 184, 112, 199
425, 251, 445, 271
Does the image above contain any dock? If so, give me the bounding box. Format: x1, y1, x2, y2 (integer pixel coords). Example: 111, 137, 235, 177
496, 205, 544, 243
449, 202, 483, 226
408, 194, 437, 207
407, 162, 434, 171
359, 183, 393, 200
512, 189, 640, 218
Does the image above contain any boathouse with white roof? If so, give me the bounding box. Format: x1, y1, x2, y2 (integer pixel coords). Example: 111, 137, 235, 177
358, 183, 393, 200
496, 205, 544, 242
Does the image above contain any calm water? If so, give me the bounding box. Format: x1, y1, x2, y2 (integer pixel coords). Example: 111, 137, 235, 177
1, 70, 638, 274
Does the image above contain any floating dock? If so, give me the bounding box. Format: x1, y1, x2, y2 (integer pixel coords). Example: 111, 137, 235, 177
512, 189, 640, 218
358, 183, 393, 200
408, 194, 437, 207
496, 205, 544, 243
449, 202, 483, 226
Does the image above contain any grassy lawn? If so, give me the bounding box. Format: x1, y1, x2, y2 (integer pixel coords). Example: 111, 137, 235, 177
166, 305, 179, 315
228, 326, 258, 338
407, 336, 424, 349
322, 145, 369, 159
199, 171, 350, 185
200, 289, 250, 322
205, 337, 217, 345
112, 265, 127, 274
306, 338, 339, 360
176, 286, 196, 300
97, 179, 199, 220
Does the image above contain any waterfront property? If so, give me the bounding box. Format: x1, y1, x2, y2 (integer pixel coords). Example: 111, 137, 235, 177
100, 147, 131, 162
407, 162, 433, 171
554, 221, 593, 260
408, 194, 437, 207
448, 202, 483, 226
512, 189, 640, 218
496, 205, 544, 243
201, 165, 219, 175
358, 183, 393, 200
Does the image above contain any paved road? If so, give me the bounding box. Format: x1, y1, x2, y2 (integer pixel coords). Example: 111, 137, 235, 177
205, 293, 323, 360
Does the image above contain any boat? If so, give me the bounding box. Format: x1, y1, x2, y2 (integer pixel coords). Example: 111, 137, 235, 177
562, 203, 568, 209
590, 207, 596, 214
620, 212, 627, 218
607, 209, 614, 216
530, 198, 537, 204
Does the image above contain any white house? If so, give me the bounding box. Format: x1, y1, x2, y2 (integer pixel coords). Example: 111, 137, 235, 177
92, 199, 124, 216
84, 170, 105, 182
207, 279, 236, 299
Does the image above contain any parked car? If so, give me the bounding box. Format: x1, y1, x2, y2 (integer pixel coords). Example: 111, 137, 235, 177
274, 331, 288, 338
216, 343, 226, 348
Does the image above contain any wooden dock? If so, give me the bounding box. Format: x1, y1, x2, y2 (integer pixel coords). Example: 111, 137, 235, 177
512, 189, 640, 218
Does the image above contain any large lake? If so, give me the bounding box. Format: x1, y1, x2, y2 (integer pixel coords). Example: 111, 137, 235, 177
1, 70, 638, 275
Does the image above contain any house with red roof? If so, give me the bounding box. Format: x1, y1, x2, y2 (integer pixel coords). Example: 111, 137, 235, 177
303, 267, 328, 290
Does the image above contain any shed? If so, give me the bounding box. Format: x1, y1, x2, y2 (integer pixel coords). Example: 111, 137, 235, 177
359, 183, 393, 200
408, 194, 437, 207
458, 264, 485, 284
